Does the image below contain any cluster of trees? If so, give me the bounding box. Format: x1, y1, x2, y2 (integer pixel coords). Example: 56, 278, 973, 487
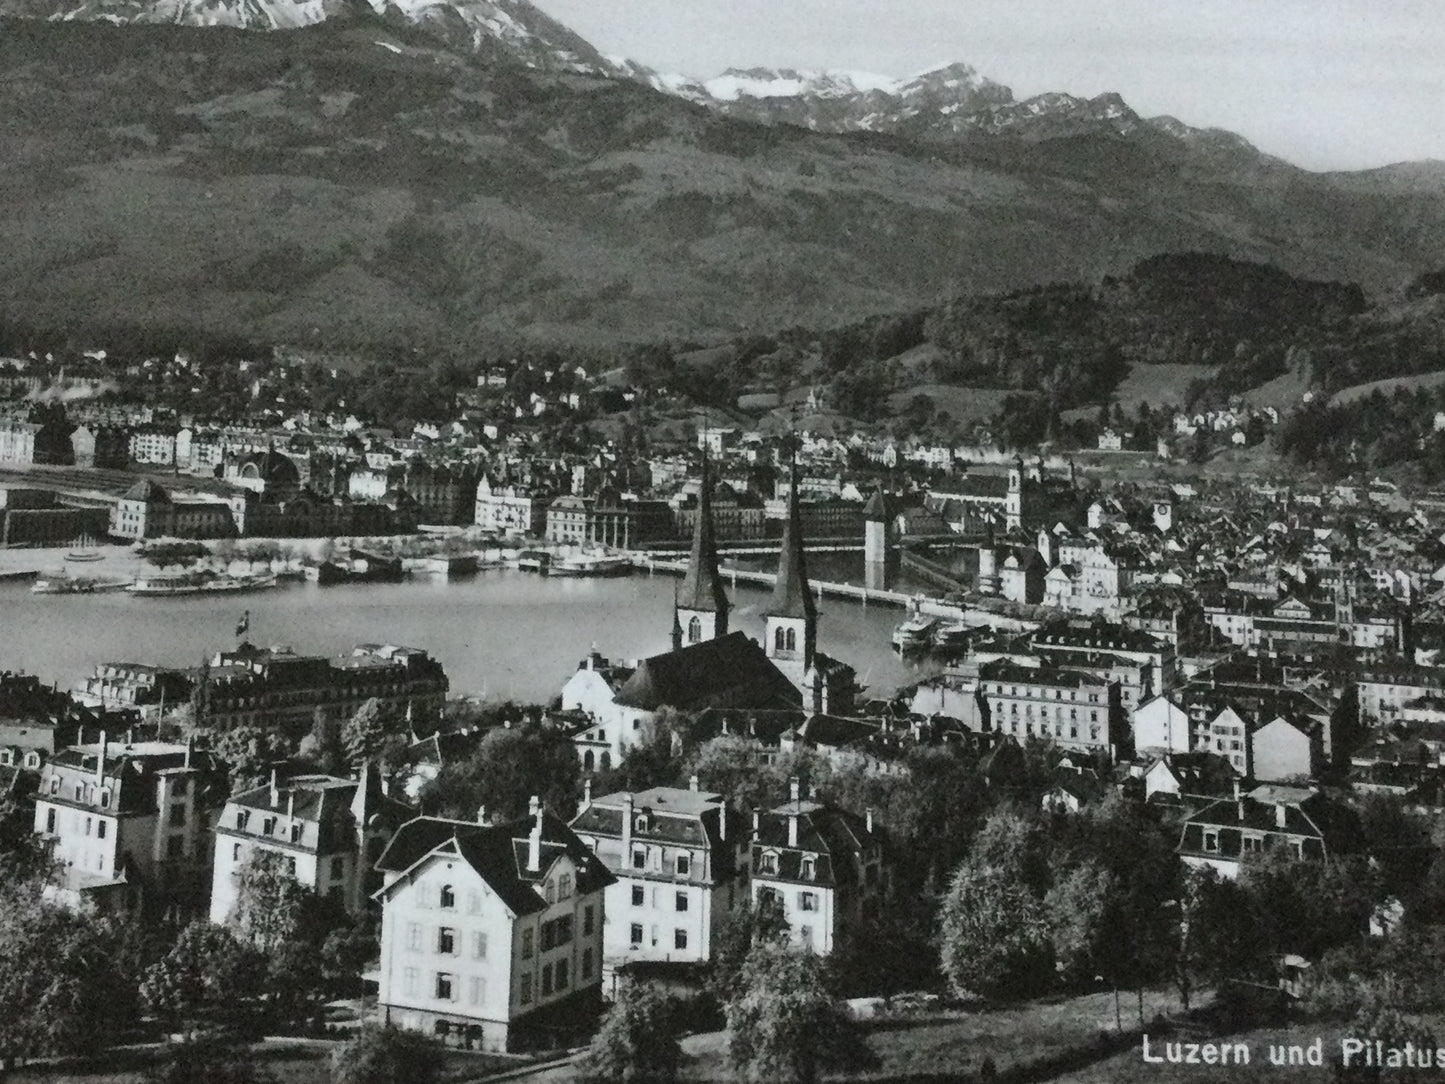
1276, 387, 1445, 479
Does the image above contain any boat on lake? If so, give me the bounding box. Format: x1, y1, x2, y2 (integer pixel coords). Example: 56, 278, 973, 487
930, 618, 972, 653
549, 550, 632, 578
128, 570, 276, 596
32, 573, 130, 595
516, 550, 553, 574
313, 549, 406, 586
891, 608, 938, 653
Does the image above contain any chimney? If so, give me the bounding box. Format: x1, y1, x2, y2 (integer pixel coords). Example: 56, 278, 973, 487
1275, 803, 1287, 829
865, 807, 874, 834
184, 734, 193, 769
789, 775, 800, 804
788, 807, 799, 848
96, 730, 107, 784
1234, 778, 1244, 820
689, 773, 700, 792
583, 777, 592, 807
718, 803, 727, 843
752, 808, 760, 838
477, 804, 489, 826
622, 792, 634, 856
269, 768, 279, 808
286, 791, 295, 827
527, 795, 543, 872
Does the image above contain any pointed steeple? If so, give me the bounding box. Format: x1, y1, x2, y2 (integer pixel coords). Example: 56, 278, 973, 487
675, 450, 730, 639
765, 447, 817, 667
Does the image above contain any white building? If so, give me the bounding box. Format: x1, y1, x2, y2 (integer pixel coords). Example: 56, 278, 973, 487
373, 800, 614, 1052
568, 780, 749, 978
210, 767, 410, 925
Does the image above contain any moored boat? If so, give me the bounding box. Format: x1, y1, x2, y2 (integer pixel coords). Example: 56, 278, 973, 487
550, 551, 632, 578
930, 619, 972, 653
891, 609, 938, 652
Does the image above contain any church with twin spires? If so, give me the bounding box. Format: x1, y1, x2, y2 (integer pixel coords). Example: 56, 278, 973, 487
561, 453, 859, 767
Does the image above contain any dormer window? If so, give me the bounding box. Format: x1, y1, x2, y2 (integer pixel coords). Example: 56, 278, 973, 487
800, 856, 816, 880
262, 816, 276, 835
760, 852, 778, 875
237, 809, 250, 829
635, 813, 650, 834
289, 823, 302, 843
558, 874, 573, 899
99, 788, 111, 808
74, 783, 84, 801
49, 777, 59, 795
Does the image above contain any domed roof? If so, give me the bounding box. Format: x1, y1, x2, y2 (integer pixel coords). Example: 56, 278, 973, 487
239, 450, 300, 484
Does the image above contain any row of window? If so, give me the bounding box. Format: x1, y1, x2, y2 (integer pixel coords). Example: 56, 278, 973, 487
630, 846, 692, 878
631, 924, 689, 951
987, 684, 1102, 703
48, 778, 112, 807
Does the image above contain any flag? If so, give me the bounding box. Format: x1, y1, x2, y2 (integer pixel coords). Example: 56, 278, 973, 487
236, 610, 250, 638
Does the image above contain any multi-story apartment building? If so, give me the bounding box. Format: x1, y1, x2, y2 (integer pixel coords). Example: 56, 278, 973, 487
33, 735, 227, 916
1030, 621, 1176, 696
474, 477, 550, 537
977, 660, 1122, 758
209, 766, 412, 924
373, 800, 615, 1051
568, 780, 749, 976
128, 424, 179, 466
196, 643, 448, 737
750, 779, 888, 956
109, 480, 236, 541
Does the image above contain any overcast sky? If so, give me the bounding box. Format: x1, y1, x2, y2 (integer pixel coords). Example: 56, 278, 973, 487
532, 0, 1444, 172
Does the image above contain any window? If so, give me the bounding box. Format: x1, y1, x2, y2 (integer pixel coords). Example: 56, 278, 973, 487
233, 842, 243, 861
583, 905, 595, 936
558, 873, 573, 899
760, 852, 778, 875
545, 881, 557, 905
631, 846, 647, 870
468, 891, 482, 914
688, 615, 701, 643
48, 777, 59, 795
675, 891, 689, 912
522, 929, 534, 959
1203, 831, 1220, 853
785, 628, 797, 652
289, 823, 302, 843
799, 891, 817, 912
469, 976, 485, 1005
631, 884, 645, 907
98, 789, 110, 809
582, 948, 593, 980
1243, 836, 1263, 853
435, 973, 454, 1001
676, 853, 691, 877
438, 927, 456, 955
439, 884, 455, 910
541, 964, 553, 997
403, 967, 418, 996
85, 816, 93, 836
674, 928, 688, 951
630, 923, 643, 947
262, 816, 276, 835
800, 856, 815, 880
45, 808, 55, 834
407, 922, 423, 952
556, 959, 569, 990
556, 916, 573, 945
519, 972, 533, 1004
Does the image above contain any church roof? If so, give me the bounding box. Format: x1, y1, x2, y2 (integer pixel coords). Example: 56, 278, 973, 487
765, 468, 817, 623
677, 456, 729, 617
862, 487, 889, 521
613, 632, 801, 712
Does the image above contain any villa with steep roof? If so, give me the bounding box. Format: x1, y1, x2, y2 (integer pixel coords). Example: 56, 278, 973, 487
372, 800, 615, 1051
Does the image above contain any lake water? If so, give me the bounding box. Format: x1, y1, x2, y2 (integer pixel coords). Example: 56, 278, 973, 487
1, 563, 940, 705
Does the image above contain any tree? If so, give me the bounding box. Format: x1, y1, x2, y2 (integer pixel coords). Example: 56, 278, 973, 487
145, 1034, 276, 1084
710, 894, 791, 1002
1043, 860, 1116, 987
342, 698, 406, 771
421, 721, 581, 822
724, 942, 877, 1084
299, 707, 345, 775
938, 860, 1053, 1000
331, 1024, 444, 1084
0, 885, 143, 1069
229, 851, 311, 953
140, 921, 264, 1033
579, 983, 683, 1084
206, 725, 294, 793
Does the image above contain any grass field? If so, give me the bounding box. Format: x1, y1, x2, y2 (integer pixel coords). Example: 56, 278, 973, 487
6, 1041, 519, 1084
1113, 363, 1217, 411
673, 988, 1182, 1083
886, 384, 1013, 427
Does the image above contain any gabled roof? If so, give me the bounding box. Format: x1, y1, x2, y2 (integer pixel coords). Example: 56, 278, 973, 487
614, 632, 800, 712
752, 801, 881, 886
375, 811, 614, 916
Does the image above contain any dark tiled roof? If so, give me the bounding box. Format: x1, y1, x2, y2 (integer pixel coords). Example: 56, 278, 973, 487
614, 633, 800, 712
752, 802, 880, 887
376, 811, 614, 916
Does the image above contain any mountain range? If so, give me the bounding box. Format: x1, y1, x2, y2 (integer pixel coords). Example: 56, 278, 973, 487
0, 0, 1441, 352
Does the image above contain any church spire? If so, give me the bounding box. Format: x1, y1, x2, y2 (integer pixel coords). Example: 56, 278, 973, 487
674, 448, 729, 647
764, 445, 817, 669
